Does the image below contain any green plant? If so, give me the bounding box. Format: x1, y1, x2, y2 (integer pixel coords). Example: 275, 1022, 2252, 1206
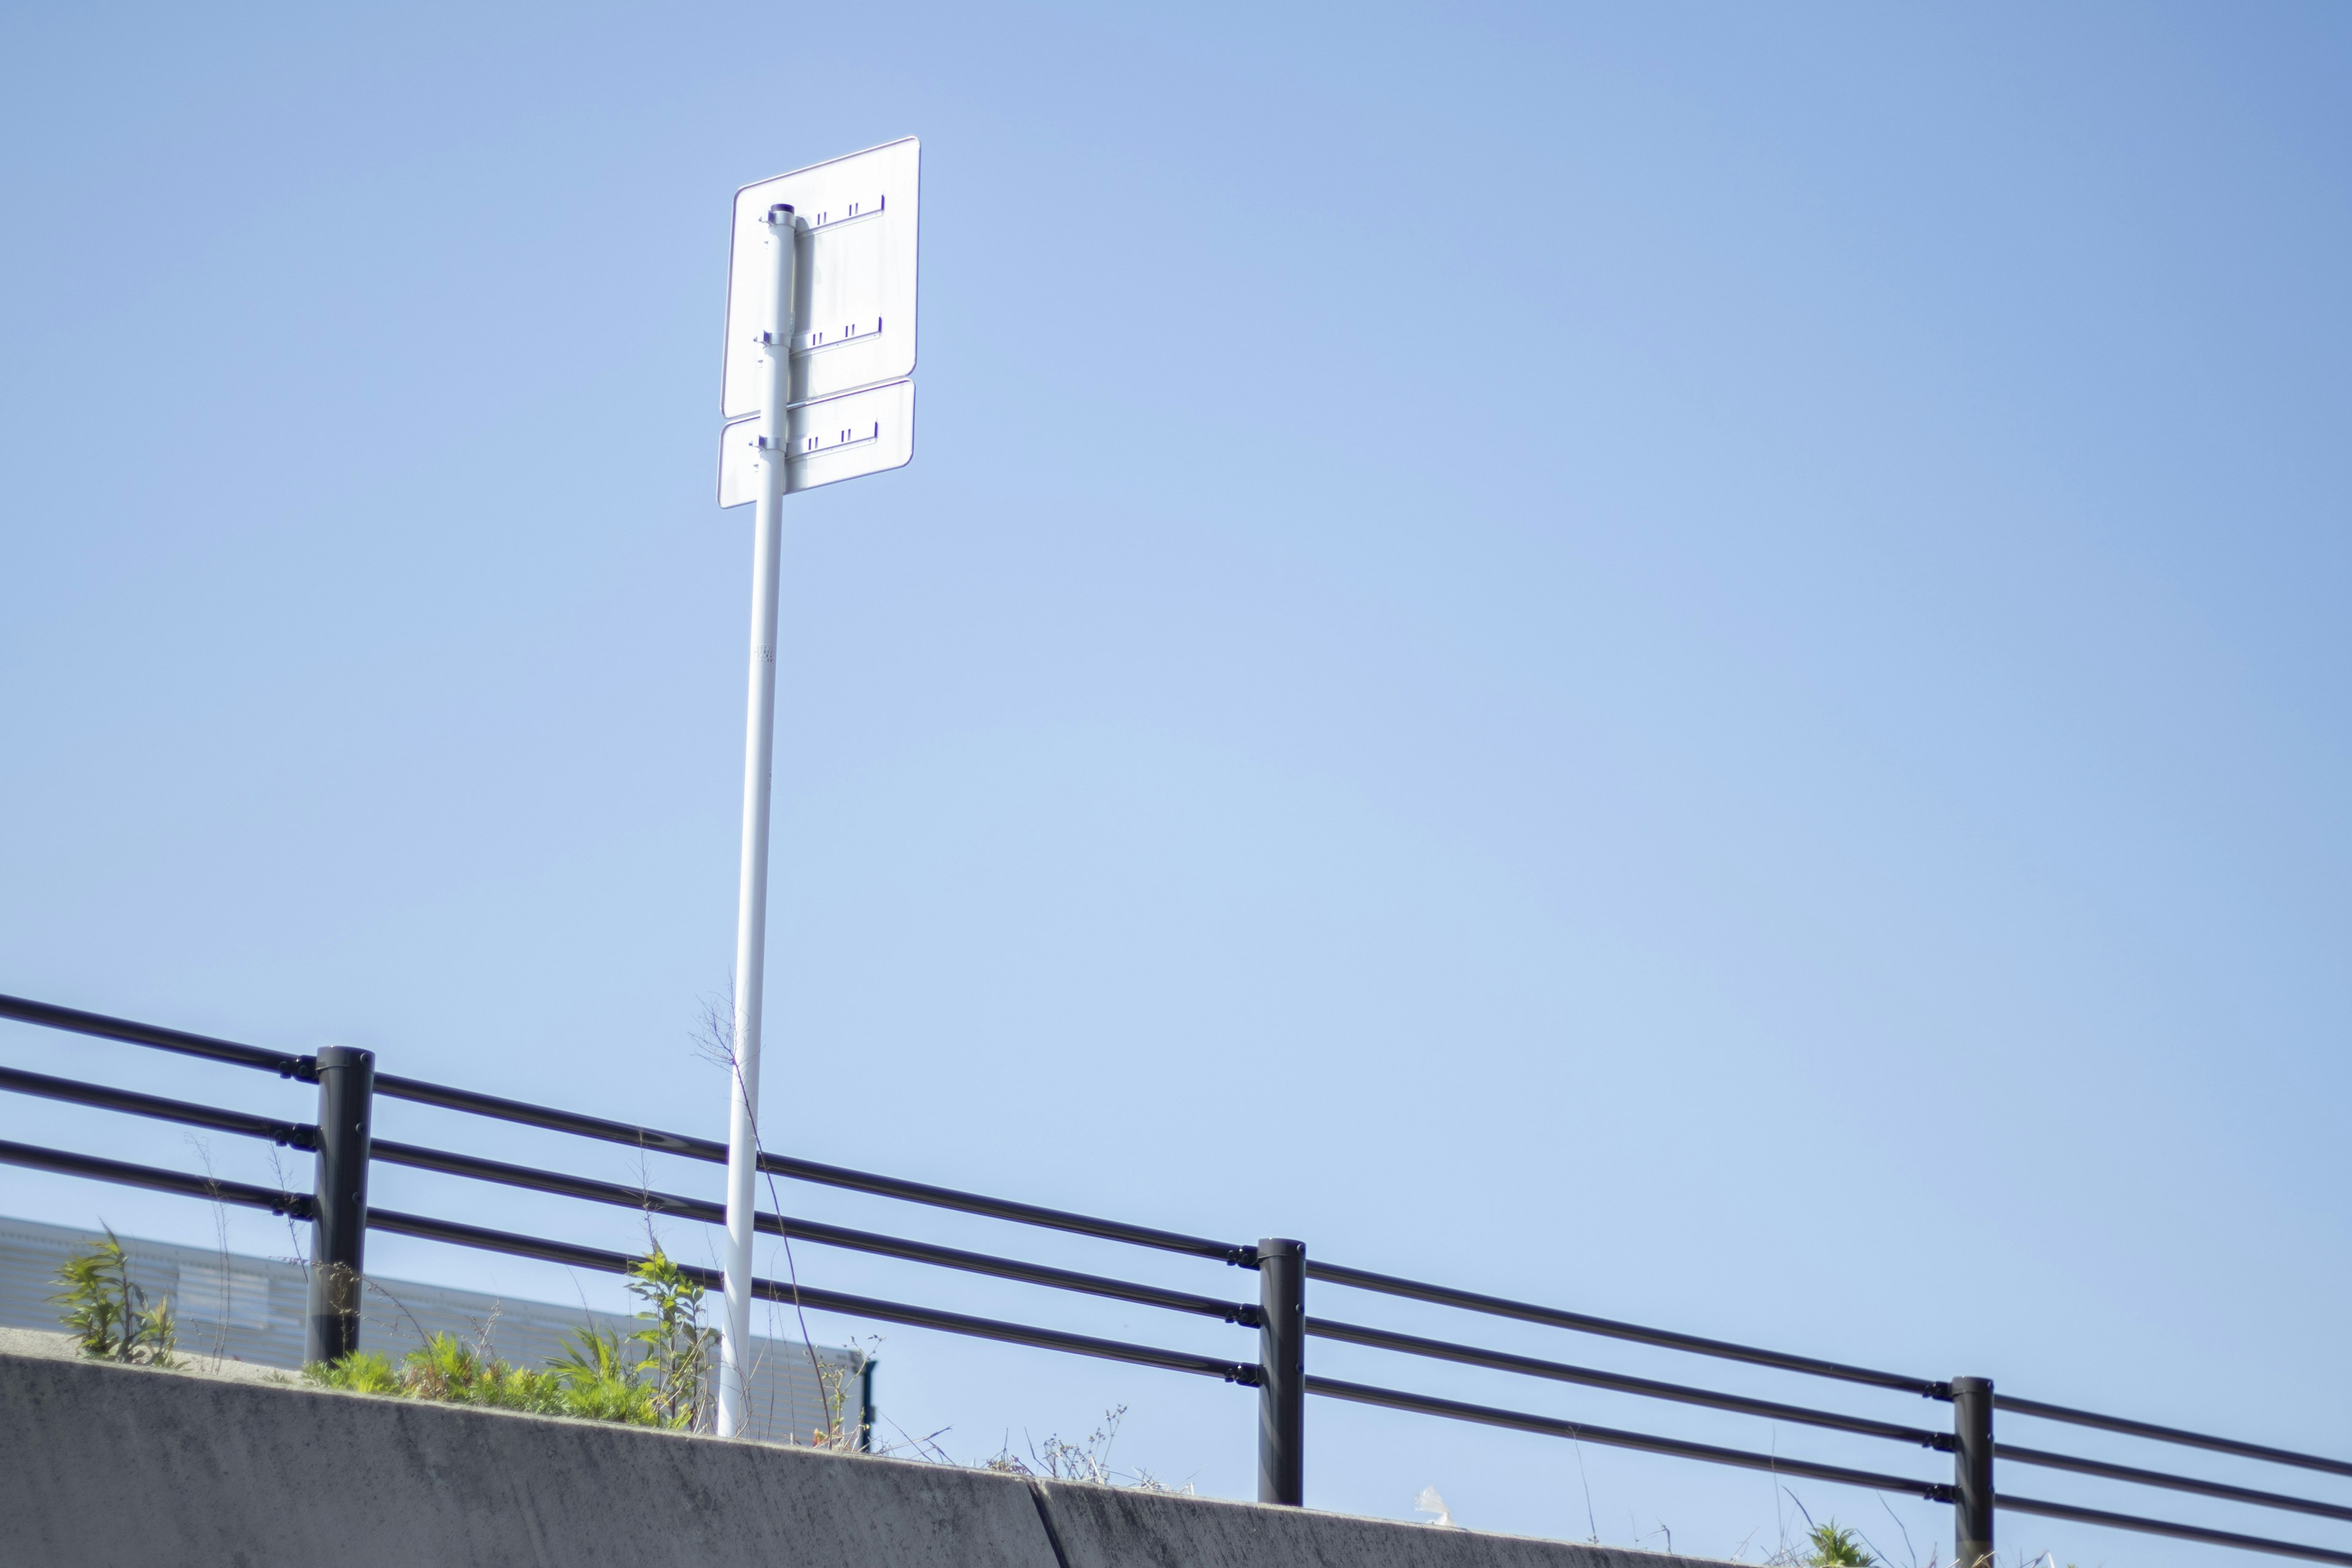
622, 1248, 716, 1431
552, 1321, 631, 1385
305, 1248, 715, 1431
51, 1229, 176, 1366
801, 1357, 867, 1451
320, 1333, 589, 1416
408, 1332, 589, 1417
1807, 1522, 1877, 1568
309, 1349, 401, 1393
552, 1323, 659, 1424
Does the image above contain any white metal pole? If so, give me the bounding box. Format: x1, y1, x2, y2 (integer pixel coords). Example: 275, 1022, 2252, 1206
718, 202, 798, 1439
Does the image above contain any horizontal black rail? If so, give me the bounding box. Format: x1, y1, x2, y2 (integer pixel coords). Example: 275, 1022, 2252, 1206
1308, 1374, 1952, 1499
369, 1207, 1259, 1385
372, 1072, 708, 1153
1998, 1442, 2352, 1526
0, 1138, 313, 1219
1997, 1393, 2352, 1483
1998, 1493, 2352, 1567
372, 1139, 1257, 1325
0, 993, 312, 1079
1307, 1257, 1943, 1397
0, 994, 1249, 1264
0, 1133, 1257, 1386
1306, 1314, 1945, 1448
375, 1072, 1251, 1265
0, 1059, 1259, 1324
1308, 1383, 2352, 1564
0, 1065, 317, 1150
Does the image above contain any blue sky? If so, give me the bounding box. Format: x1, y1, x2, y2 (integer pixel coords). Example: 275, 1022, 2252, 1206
4, 2, 2349, 1560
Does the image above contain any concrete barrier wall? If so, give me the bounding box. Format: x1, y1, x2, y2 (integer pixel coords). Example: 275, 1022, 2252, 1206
0, 1331, 1719, 1568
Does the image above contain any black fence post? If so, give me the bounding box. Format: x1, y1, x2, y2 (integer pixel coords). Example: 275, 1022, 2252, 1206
304, 1046, 375, 1366
1952, 1375, 1994, 1568
1257, 1237, 1305, 1506
858, 1355, 878, 1453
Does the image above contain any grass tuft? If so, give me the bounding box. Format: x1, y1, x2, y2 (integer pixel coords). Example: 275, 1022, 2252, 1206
303, 1246, 713, 1431
51, 1229, 177, 1366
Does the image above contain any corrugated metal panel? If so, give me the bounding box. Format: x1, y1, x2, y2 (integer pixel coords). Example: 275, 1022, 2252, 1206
0, 1213, 864, 1444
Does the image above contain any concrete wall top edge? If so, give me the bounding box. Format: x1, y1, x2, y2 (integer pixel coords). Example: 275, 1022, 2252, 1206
0, 1340, 1737, 1568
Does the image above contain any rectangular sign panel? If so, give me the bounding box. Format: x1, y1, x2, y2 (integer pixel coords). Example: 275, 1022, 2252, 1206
722, 137, 919, 417
716, 379, 916, 506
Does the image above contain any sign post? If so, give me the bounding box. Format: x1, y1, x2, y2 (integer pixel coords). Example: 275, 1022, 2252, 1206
712, 138, 919, 1439
717, 201, 795, 1441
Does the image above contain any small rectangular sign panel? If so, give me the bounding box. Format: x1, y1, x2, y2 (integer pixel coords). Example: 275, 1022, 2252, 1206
722, 138, 919, 418
716, 379, 916, 507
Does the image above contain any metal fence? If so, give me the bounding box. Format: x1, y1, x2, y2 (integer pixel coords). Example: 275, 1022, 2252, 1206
2, 990, 2346, 1567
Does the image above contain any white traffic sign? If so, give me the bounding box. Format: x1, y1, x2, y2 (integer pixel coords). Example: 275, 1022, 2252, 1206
721, 137, 919, 417
710, 136, 920, 1446
716, 379, 914, 506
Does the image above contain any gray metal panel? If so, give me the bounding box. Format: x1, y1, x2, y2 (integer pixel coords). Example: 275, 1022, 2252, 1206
0, 1213, 862, 1444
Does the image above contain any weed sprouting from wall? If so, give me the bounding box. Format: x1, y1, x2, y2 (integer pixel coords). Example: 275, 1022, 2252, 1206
624, 1248, 719, 1430
304, 1246, 718, 1430
184, 1132, 236, 1368
787, 1356, 869, 1452
982, 1406, 1196, 1494
1767, 1491, 1909, 1568
51, 1229, 178, 1366
1807, 1523, 1877, 1567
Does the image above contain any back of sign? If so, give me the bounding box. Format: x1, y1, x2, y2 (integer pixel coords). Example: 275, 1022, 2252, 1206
715, 379, 916, 507
721, 138, 919, 417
